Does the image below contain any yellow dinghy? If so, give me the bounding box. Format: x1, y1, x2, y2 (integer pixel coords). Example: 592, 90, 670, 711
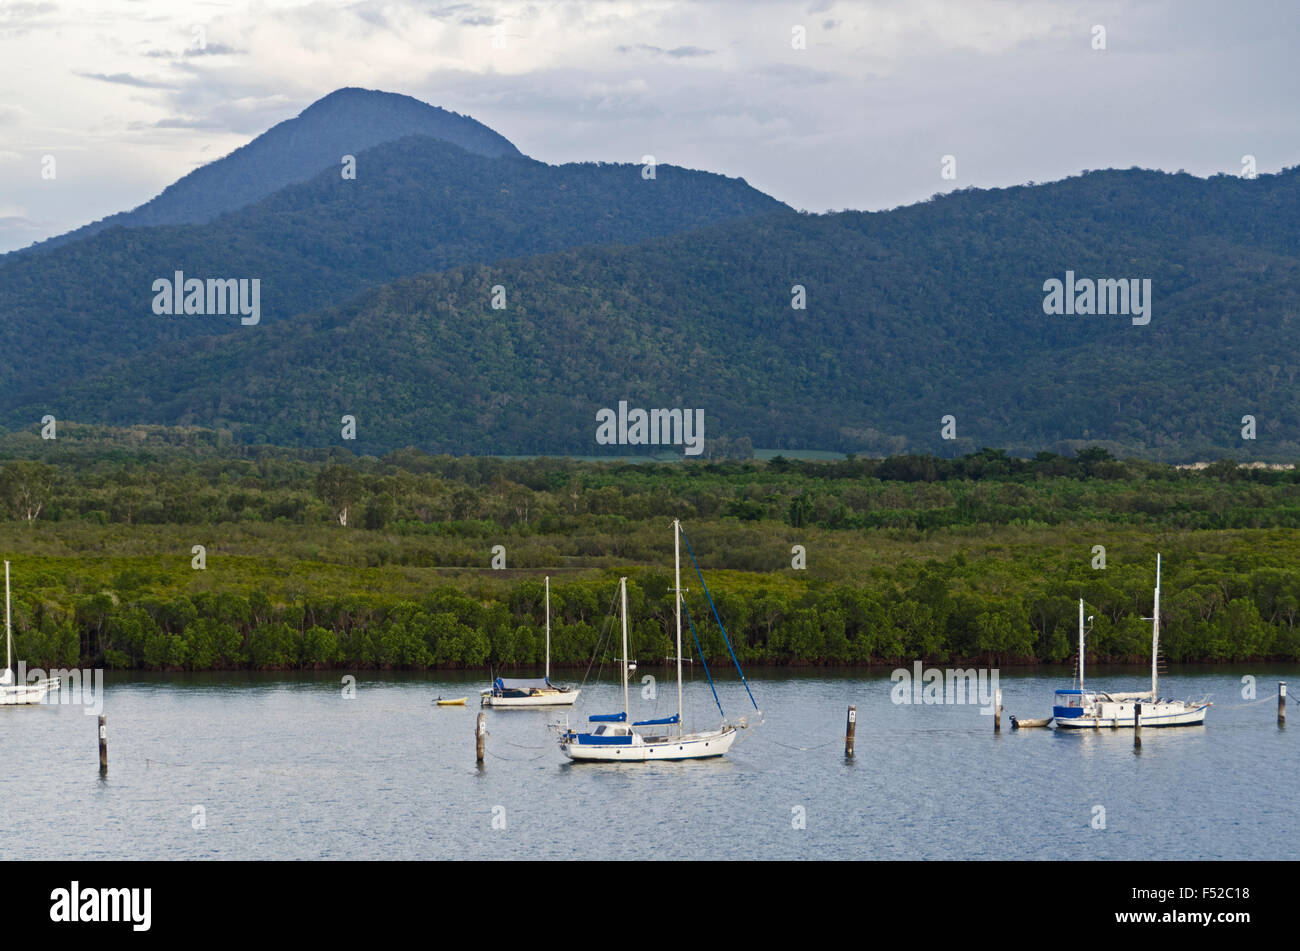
434, 697, 467, 706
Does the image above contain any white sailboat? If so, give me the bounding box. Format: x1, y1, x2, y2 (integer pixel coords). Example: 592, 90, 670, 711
0, 561, 60, 706
559, 519, 752, 762
481, 576, 580, 707
1054, 555, 1210, 729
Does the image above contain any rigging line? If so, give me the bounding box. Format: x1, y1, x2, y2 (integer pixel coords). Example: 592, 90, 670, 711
681, 597, 724, 718
730, 727, 760, 748
1217, 695, 1284, 708
487, 747, 552, 762
488, 735, 554, 750
576, 585, 620, 692
679, 527, 759, 711
759, 736, 842, 752
687, 636, 696, 724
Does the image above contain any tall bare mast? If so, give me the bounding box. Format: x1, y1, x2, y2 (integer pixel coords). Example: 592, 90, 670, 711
1078, 598, 1085, 691
674, 519, 684, 734
544, 576, 550, 683
5, 560, 10, 674
1151, 554, 1161, 701
620, 577, 630, 719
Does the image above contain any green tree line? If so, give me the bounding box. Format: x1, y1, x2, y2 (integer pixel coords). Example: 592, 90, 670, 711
2, 432, 1298, 670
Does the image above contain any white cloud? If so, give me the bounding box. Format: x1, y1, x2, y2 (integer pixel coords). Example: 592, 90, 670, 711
0, 0, 1297, 251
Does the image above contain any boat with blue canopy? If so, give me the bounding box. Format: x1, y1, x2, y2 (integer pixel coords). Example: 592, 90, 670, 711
559, 519, 759, 762
1055, 555, 1210, 729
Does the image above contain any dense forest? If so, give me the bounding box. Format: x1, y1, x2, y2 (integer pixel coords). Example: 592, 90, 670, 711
1, 428, 1297, 673
0, 132, 782, 407
12, 161, 1299, 460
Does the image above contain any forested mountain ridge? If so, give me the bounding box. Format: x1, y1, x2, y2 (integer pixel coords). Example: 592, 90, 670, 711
11, 87, 523, 255
0, 134, 787, 412
19, 164, 1299, 461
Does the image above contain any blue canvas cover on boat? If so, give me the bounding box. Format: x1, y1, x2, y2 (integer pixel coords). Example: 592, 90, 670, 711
588, 712, 628, 722
632, 715, 680, 726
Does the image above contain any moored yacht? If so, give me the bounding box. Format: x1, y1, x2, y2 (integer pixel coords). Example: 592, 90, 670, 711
481, 577, 580, 707
0, 561, 60, 706
558, 519, 756, 762
1054, 555, 1210, 729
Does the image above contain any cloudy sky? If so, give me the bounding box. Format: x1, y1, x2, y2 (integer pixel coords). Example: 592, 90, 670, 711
1, 0, 1297, 252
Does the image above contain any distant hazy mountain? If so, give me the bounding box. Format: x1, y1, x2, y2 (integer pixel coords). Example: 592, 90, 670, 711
13, 88, 523, 254
18, 165, 1300, 462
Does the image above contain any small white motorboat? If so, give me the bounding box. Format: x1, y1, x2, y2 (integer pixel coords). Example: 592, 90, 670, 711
1009, 716, 1053, 729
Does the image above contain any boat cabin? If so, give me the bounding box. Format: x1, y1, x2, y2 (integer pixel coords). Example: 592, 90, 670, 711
1052, 688, 1095, 720
566, 723, 638, 746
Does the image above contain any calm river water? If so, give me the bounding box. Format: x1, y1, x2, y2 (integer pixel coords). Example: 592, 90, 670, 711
1, 666, 1294, 860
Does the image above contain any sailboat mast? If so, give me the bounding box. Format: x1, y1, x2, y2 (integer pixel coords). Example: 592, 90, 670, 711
674, 519, 683, 733
1151, 553, 1161, 701
1078, 598, 1085, 691
544, 575, 550, 683
5, 560, 10, 674
620, 576, 630, 719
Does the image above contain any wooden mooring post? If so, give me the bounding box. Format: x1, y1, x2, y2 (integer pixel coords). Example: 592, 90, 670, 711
1280, 682, 1287, 725
994, 689, 1002, 734
476, 711, 486, 764
98, 715, 108, 774
1133, 702, 1142, 749
845, 705, 856, 758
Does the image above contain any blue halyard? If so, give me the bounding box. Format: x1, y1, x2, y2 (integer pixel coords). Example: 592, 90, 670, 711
680, 527, 760, 712
682, 599, 725, 718
558, 521, 757, 762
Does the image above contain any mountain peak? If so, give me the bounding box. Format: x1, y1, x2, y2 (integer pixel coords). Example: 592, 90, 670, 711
299, 86, 435, 113
294, 87, 519, 157
13, 88, 521, 256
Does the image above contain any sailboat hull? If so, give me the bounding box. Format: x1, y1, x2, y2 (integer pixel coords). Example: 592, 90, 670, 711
482, 688, 580, 708
0, 678, 59, 706
561, 726, 737, 762
1055, 701, 1209, 729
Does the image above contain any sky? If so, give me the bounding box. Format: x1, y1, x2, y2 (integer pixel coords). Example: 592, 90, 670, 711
0, 0, 1297, 252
